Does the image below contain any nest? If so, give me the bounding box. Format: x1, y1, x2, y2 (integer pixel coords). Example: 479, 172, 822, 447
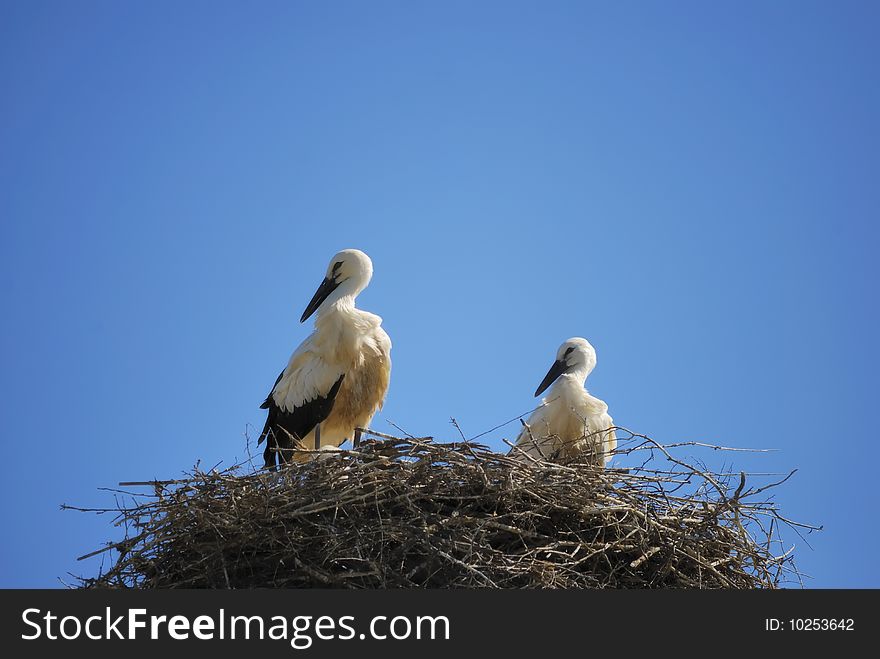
75, 431, 804, 588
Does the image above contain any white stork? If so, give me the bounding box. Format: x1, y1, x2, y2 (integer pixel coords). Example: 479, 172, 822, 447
511, 337, 616, 466
258, 249, 392, 468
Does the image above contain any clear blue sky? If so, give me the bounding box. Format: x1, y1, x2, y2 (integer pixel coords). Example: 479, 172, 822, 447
1, 1, 877, 588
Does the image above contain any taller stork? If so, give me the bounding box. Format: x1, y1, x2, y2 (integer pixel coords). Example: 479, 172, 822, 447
510, 337, 616, 466
258, 249, 392, 468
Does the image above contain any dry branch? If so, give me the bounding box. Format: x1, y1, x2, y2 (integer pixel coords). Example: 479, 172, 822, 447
74, 433, 804, 589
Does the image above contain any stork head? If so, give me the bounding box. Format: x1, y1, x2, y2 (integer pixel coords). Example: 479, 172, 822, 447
300, 249, 374, 322
534, 337, 598, 397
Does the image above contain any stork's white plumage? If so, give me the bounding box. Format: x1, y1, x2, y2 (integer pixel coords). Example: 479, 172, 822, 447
258, 249, 391, 468
511, 337, 616, 465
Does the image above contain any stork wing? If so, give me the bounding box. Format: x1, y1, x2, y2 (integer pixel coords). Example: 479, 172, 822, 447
587, 411, 617, 464
581, 394, 616, 464
260, 370, 285, 409
510, 405, 554, 459
258, 337, 347, 468
277, 335, 348, 405
259, 373, 345, 468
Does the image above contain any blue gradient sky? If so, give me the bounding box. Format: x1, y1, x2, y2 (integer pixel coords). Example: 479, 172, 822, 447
1, 1, 878, 587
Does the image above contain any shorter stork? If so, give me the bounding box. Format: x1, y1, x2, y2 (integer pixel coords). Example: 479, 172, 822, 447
258, 249, 392, 468
510, 337, 616, 465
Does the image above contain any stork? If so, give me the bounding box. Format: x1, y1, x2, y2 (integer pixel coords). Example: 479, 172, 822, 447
258, 249, 392, 468
510, 337, 616, 466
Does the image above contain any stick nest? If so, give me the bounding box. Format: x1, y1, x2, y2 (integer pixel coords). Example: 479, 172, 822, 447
76, 433, 803, 588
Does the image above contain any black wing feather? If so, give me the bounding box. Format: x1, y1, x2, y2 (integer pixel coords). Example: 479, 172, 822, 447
260, 369, 285, 409
259, 373, 346, 469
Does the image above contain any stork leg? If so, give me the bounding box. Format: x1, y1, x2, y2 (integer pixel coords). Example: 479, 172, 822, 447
314, 422, 321, 450
353, 427, 362, 448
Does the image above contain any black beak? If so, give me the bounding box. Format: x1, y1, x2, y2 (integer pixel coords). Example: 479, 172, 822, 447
534, 359, 568, 397
300, 276, 340, 322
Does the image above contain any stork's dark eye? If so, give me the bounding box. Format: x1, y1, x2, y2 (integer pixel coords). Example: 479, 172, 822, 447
564, 346, 575, 356
332, 261, 343, 274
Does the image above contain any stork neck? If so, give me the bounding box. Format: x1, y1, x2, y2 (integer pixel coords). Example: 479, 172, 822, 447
567, 365, 591, 384
314, 296, 361, 337
549, 371, 589, 398
314, 283, 360, 322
